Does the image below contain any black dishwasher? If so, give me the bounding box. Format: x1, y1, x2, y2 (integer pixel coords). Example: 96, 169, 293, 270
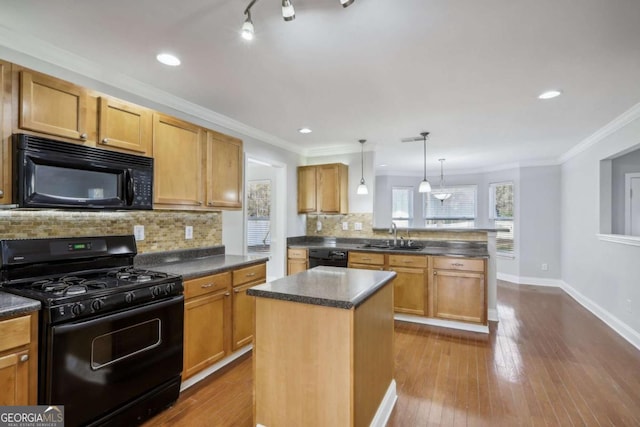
308, 248, 348, 268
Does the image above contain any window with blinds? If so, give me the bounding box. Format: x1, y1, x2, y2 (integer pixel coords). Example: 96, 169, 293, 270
423, 185, 477, 228
489, 182, 514, 257
392, 187, 413, 228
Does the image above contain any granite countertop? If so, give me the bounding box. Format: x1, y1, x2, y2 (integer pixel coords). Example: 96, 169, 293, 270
287, 237, 489, 258
135, 245, 269, 280
0, 292, 40, 319
247, 266, 397, 309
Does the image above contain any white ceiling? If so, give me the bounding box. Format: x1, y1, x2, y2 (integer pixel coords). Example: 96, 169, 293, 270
1, 0, 639, 174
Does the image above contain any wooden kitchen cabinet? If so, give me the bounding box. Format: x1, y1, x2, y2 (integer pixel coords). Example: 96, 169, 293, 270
18, 70, 91, 142
153, 113, 206, 209
183, 273, 231, 380
432, 256, 486, 324
348, 251, 385, 270
231, 263, 266, 350
0, 60, 11, 204
206, 130, 243, 209
287, 248, 308, 275
97, 96, 152, 156
388, 254, 428, 316
0, 312, 38, 405
297, 163, 348, 214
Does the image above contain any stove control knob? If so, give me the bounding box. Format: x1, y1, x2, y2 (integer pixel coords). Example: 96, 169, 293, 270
91, 299, 104, 312
152, 286, 162, 297
125, 292, 135, 303
165, 283, 175, 295
71, 303, 85, 316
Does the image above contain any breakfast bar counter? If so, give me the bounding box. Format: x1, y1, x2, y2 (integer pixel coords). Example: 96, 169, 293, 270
248, 266, 397, 427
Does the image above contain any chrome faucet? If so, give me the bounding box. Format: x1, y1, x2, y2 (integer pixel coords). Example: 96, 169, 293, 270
389, 222, 397, 247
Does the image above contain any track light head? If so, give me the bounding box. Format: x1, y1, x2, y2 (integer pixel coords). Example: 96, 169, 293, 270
282, 0, 295, 21
340, 0, 355, 7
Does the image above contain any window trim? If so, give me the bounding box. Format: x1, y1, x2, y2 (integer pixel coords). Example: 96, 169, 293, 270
489, 181, 515, 257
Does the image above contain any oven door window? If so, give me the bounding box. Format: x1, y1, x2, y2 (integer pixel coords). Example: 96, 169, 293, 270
25, 156, 125, 207
91, 318, 161, 370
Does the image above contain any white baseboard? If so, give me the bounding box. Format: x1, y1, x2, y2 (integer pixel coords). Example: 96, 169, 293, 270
370, 380, 397, 427
497, 272, 563, 287
560, 281, 640, 352
488, 308, 499, 322
180, 345, 253, 392
395, 313, 489, 334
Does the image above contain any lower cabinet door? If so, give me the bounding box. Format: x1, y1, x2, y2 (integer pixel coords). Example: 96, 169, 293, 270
0, 350, 29, 405
232, 282, 255, 350
183, 289, 230, 379
389, 267, 426, 316
287, 259, 308, 275
433, 270, 485, 324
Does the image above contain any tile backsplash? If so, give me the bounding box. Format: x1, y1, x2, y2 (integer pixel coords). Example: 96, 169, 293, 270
0, 210, 222, 253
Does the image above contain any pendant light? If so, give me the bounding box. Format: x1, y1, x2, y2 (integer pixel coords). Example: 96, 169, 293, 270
418, 132, 431, 193
432, 159, 452, 203
282, 0, 295, 21
356, 139, 369, 195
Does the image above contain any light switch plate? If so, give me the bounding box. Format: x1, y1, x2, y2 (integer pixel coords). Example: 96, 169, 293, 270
354, 222, 362, 231
342, 222, 349, 231
185, 225, 193, 240
133, 225, 145, 241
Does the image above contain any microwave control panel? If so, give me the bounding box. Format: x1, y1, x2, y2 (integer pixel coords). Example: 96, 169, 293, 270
131, 170, 153, 209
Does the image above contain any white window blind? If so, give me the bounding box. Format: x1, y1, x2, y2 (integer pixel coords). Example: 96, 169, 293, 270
489, 182, 514, 256
424, 185, 477, 228
392, 187, 413, 228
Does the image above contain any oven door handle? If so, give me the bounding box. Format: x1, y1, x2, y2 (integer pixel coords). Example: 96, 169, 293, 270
125, 168, 135, 206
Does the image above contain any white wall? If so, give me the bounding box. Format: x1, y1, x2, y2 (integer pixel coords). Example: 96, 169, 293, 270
561, 115, 640, 344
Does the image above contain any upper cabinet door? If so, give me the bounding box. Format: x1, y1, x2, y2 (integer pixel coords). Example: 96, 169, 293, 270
206, 130, 243, 209
297, 166, 317, 213
0, 61, 11, 203
318, 163, 348, 214
153, 113, 205, 209
98, 96, 152, 156
19, 70, 89, 142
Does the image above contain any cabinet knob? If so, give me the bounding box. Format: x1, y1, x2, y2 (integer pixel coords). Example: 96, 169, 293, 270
80, 133, 88, 140
234, 288, 240, 293
224, 292, 230, 297
208, 202, 213, 206
0, 190, 3, 197
102, 138, 109, 144
246, 272, 256, 277
198, 201, 203, 205
433, 271, 437, 276
20, 354, 29, 363
201, 283, 213, 288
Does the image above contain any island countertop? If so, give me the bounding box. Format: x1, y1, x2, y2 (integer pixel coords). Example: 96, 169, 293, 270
247, 266, 396, 309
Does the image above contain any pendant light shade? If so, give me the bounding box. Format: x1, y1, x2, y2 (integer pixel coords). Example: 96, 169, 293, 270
241, 12, 255, 40
282, 0, 295, 21
432, 158, 452, 203
356, 139, 368, 195
418, 132, 431, 193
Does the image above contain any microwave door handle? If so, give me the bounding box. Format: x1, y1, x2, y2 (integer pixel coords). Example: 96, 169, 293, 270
125, 169, 135, 206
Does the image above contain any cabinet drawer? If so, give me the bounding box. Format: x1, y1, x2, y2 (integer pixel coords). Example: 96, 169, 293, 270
0, 315, 31, 353
233, 263, 266, 287
184, 272, 231, 299
433, 257, 484, 272
388, 254, 427, 268
348, 252, 384, 266
287, 248, 308, 259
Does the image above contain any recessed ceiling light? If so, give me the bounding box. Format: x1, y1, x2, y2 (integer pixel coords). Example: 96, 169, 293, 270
298, 127, 312, 134
538, 90, 562, 100
378, 164, 388, 167
156, 53, 181, 66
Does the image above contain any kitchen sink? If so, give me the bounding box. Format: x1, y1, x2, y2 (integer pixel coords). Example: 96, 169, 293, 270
391, 245, 423, 250
359, 243, 391, 249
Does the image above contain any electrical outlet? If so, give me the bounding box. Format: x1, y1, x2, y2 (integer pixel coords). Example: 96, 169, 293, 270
133, 225, 145, 241
316, 220, 322, 232
342, 222, 349, 231
185, 226, 193, 240
541, 263, 548, 271
354, 222, 362, 231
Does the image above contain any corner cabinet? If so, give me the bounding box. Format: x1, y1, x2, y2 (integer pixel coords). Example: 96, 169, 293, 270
152, 113, 206, 209
432, 257, 486, 324
297, 163, 348, 214
0, 312, 38, 405
0, 60, 11, 204
206, 130, 243, 209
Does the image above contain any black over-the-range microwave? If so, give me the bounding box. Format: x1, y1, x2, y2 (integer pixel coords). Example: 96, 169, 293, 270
13, 133, 153, 210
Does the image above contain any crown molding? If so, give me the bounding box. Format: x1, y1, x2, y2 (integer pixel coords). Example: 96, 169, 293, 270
0, 24, 303, 155
559, 102, 640, 164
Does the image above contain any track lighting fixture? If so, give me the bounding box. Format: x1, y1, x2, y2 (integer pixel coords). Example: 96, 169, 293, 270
282, 0, 295, 21
357, 139, 368, 195
241, 0, 355, 39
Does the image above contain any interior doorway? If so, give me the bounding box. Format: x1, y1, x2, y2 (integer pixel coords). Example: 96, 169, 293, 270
625, 172, 640, 236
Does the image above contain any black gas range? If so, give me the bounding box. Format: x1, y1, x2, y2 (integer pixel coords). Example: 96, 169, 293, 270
0, 235, 184, 427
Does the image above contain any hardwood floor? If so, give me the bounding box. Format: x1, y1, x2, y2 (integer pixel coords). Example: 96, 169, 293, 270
145, 281, 640, 426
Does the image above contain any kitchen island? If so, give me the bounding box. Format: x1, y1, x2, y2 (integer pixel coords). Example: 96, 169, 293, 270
248, 266, 397, 427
